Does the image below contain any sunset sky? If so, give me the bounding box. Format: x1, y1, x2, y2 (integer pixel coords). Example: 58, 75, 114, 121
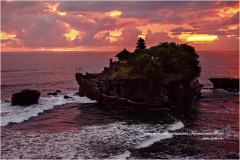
1, 1, 239, 52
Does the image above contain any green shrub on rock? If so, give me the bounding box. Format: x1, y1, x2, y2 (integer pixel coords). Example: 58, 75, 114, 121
117, 42, 201, 87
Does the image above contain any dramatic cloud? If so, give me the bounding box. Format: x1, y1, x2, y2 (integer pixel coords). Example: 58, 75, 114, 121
114, 28, 143, 47
1, 1, 239, 51
1, 39, 12, 43
6, 39, 23, 48
200, 36, 239, 51
57, 1, 238, 14
145, 30, 184, 47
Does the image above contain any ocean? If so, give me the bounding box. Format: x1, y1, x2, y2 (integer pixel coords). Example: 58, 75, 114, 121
1, 51, 239, 159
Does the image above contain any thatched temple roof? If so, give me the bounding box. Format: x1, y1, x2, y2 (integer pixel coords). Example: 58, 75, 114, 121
115, 48, 130, 59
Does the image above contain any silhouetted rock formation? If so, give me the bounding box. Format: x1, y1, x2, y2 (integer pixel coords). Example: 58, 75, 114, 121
11, 89, 40, 106
75, 65, 200, 108
75, 40, 202, 107
47, 90, 61, 95
209, 78, 239, 90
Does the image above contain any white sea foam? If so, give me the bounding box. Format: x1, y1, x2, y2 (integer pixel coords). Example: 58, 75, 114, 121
111, 151, 131, 159
1, 118, 185, 159
135, 121, 184, 149
111, 121, 185, 159
216, 89, 239, 95
167, 121, 185, 131
1, 90, 184, 159
0, 93, 97, 127
135, 133, 173, 149
1, 121, 172, 159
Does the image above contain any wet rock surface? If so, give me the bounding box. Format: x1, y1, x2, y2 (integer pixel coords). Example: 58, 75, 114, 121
11, 89, 40, 106
209, 78, 239, 90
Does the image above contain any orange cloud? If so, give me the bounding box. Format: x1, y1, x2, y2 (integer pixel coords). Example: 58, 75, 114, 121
191, 35, 239, 51
105, 10, 122, 17
1, 1, 239, 52
179, 34, 218, 42
64, 29, 80, 40
1, 31, 16, 39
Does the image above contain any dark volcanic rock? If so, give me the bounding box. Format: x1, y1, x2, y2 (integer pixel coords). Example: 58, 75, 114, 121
11, 89, 40, 106
75, 73, 179, 107
64, 95, 72, 99
209, 78, 239, 90
56, 90, 61, 93
75, 64, 201, 108
47, 90, 61, 95
47, 92, 57, 95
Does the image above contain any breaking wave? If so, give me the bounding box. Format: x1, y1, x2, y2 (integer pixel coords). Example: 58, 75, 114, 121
1, 92, 97, 127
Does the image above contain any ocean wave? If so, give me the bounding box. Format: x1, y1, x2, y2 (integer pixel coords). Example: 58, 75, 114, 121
112, 121, 184, 159
135, 121, 184, 149
216, 89, 239, 95
1, 120, 183, 159
1, 94, 97, 127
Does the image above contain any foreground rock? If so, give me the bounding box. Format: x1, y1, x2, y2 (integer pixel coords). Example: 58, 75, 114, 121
11, 89, 40, 106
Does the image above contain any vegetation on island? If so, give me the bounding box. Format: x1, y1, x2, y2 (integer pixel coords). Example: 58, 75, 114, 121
117, 38, 201, 88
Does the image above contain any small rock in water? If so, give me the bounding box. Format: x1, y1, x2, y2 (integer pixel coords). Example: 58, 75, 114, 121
11, 89, 40, 106
47, 92, 57, 95
56, 90, 61, 93
64, 95, 72, 99
47, 90, 61, 95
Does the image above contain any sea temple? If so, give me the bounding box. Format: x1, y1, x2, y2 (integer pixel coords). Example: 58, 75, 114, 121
75, 38, 202, 108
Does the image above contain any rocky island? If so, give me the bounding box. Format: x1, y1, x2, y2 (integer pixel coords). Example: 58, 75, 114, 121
209, 78, 239, 91
76, 38, 202, 108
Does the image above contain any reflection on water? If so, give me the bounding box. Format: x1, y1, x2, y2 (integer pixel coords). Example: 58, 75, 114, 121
1, 51, 118, 100
198, 51, 239, 88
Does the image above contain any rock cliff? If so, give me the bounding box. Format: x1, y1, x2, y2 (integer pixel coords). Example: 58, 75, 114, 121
75, 64, 200, 107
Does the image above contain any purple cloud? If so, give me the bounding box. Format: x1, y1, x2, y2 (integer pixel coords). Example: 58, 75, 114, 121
145, 30, 184, 47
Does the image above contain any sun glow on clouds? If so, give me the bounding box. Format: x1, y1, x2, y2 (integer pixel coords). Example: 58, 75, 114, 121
218, 7, 239, 17
105, 11, 122, 17
138, 33, 146, 40
109, 30, 122, 37
45, 2, 59, 12
64, 29, 80, 40
57, 12, 66, 16
180, 34, 218, 42
108, 37, 118, 42
1, 32, 16, 39
45, 2, 66, 16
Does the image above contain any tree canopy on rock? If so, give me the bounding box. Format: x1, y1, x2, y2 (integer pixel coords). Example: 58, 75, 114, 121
118, 42, 201, 87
